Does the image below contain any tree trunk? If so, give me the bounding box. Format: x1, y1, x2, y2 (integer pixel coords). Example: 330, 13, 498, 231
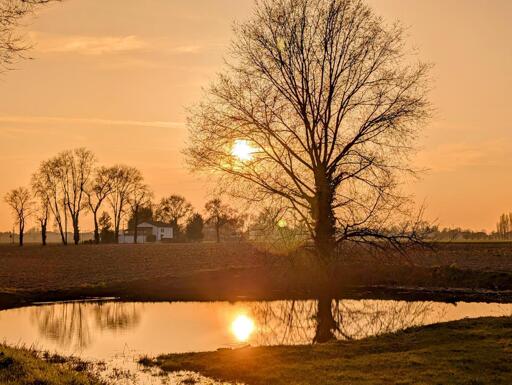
312, 167, 337, 267
215, 222, 220, 243
73, 216, 80, 245
133, 208, 139, 244
93, 211, 100, 244
41, 221, 47, 246
19, 222, 24, 247
313, 296, 337, 343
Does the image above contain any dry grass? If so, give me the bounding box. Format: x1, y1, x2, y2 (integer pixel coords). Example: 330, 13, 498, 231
0, 344, 103, 385
150, 317, 512, 385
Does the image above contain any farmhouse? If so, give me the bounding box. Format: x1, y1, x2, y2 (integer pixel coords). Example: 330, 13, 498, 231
118, 220, 174, 243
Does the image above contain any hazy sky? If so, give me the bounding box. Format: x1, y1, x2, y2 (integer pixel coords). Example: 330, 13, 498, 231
0, 0, 510, 232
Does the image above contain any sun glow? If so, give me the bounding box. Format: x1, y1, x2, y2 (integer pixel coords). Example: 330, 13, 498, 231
231, 140, 256, 161
231, 314, 255, 342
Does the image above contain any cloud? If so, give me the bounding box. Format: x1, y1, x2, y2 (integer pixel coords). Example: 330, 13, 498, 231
31, 33, 147, 55
0, 115, 184, 129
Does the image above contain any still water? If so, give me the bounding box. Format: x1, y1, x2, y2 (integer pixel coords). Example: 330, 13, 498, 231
1, 299, 511, 384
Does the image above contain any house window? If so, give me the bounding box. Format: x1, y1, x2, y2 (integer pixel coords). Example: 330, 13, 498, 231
161, 228, 165, 234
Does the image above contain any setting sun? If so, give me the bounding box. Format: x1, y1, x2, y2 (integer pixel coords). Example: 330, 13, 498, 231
231, 314, 255, 342
231, 140, 256, 161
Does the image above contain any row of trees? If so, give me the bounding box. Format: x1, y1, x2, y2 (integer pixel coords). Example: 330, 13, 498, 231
3, 148, 247, 246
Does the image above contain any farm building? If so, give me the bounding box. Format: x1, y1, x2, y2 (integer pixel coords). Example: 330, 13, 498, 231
118, 221, 174, 243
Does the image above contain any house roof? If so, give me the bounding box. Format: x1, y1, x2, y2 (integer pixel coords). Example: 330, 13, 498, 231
137, 220, 174, 228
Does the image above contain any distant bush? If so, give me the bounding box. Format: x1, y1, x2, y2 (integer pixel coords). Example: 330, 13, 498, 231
146, 234, 156, 243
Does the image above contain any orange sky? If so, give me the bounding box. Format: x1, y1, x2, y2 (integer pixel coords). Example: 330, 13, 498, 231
0, 0, 511, 232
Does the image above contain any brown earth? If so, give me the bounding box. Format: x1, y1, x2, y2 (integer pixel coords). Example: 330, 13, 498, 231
1, 241, 512, 310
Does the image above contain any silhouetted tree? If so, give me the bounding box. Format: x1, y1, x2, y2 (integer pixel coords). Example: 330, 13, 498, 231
32, 176, 51, 246
4, 187, 33, 246
128, 182, 152, 244
496, 213, 512, 240
127, 206, 153, 230
107, 165, 143, 243
0, 0, 56, 72
186, 0, 430, 340
204, 198, 238, 243
32, 158, 67, 244
86, 166, 115, 244
186, 213, 204, 242
155, 194, 193, 236
98, 211, 115, 244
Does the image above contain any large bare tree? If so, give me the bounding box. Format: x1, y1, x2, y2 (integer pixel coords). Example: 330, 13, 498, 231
4, 186, 33, 246
32, 184, 50, 245
186, 0, 430, 264
60, 148, 96, 245
107, 165, 143, 242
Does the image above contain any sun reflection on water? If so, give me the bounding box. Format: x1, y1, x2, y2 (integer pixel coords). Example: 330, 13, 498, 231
231, 314, 255, 342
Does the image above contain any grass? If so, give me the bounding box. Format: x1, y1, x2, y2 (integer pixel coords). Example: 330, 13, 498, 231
0, 345, 103, 385
148, 317, 512, 385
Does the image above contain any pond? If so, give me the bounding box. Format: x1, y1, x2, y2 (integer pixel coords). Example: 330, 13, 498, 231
1, 299, 511, 384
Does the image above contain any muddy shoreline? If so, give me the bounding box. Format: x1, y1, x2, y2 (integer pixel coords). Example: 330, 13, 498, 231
2, 266, 512, 311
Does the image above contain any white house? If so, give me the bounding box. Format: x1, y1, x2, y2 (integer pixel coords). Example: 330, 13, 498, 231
118, 221, 174, 243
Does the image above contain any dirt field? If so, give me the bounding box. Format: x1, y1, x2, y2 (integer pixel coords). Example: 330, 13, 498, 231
1, 241, 512, 309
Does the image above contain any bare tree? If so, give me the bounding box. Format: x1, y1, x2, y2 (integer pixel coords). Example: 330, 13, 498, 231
86, 166, 115, 244
107, 165, 143, 243
128, 182, 152, 244
204, 198, 238, 243
32, 158, 67, 244
186, 0, 430, 264
33, 187, 50, 246
4, 186, 33, 246
0, 0, 56, 72
59, 148, 96, 245
155, 194, 193, 235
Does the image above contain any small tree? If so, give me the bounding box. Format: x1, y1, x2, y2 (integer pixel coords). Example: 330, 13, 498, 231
204, 198, 237, 243
107, 165, 143, 242
155, 195, 193, 237
4, 187, 33, 246
186, 213, 204, 242
128, 182, 152, 244
98, 211, 115, 244
35, 194, 50, 246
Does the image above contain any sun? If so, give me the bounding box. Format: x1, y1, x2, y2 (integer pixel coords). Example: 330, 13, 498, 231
231, 140, 255, 161
231, 314, 255, 342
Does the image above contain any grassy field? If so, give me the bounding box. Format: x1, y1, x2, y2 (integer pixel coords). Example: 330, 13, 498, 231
146, 317, 512, 385
2, 242, 512, 309
0, 345, 103, 385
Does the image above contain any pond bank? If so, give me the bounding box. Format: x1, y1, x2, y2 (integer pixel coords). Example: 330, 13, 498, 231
0, 345, 103, 385
146, 316, 512, 385
3, 264, 512, 311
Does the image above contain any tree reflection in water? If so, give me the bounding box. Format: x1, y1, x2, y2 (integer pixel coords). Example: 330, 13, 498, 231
249, 299, 437, 345
31, 302, 141, 350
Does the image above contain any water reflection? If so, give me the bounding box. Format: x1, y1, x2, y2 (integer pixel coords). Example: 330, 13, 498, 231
231, 314, 255, 342
31, 302, 141, 350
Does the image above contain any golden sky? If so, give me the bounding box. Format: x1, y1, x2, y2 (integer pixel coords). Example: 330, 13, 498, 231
0, 0, 511, 232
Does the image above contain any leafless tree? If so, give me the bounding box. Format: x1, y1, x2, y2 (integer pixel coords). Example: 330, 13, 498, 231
155, 194, 193, 235
33, 187, 50, 246
204, 198, 239, 243
32, 157, 67, 244
107, 165, 143, 242
128, 182, 152, 244
4, 186, 33, 246
0, 0, 56, 72
59, 148, 96, 245
86, 166, 115, 244
187, 0, 430, 265
32, 148, 95, 245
